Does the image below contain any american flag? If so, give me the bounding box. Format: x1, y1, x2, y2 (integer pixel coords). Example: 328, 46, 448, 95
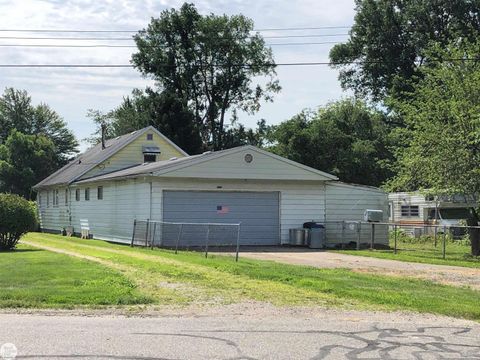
217, 205, 229, 214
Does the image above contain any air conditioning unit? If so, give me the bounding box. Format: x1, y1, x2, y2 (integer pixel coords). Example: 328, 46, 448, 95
364, 209, 383, 223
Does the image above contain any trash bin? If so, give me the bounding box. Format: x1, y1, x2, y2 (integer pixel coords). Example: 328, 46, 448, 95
289, 228, 307, 246
303, 222, 325, 249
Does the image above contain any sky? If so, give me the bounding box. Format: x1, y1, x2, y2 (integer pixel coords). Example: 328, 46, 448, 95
0, 0, 355, 151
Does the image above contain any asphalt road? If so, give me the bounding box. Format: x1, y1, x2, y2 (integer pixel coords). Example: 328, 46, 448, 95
1, 311, 480, 359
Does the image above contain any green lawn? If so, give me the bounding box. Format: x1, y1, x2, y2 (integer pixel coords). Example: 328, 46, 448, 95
334, 238, 480, 268
19, 233, 480, 320
0, 244, 151, 308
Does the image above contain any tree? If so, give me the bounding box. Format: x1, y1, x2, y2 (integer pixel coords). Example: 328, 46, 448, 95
131, 3, 280, 150
0, 193, 37, 251
386, 41, 480, 255
86, 89, 203, 155
0, 88, 78, 164
0, 130, 58, 199
329, 0, 480, 101
267, 99, 393, 186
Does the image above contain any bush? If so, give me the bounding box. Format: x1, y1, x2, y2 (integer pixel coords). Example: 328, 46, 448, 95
0, 193, 37, 251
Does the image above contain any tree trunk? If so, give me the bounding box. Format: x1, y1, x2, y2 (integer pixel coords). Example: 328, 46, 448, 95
467, 208, 480, 256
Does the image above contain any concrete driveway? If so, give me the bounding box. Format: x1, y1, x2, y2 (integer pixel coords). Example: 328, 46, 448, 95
232, 247, 480, 289
1, 307, 479, 359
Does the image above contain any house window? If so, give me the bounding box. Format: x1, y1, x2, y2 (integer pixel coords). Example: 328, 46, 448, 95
65, 189, 68, 205
146, 133, 153, 140
401, 205, 419, 217
53, 189, 59, 206
97, 186, 103, 200
85, 188, 90, 201
75, 189, 80, 201
38, 194, 42, 207
144, 154, 156, 163
47, 191, 50, 207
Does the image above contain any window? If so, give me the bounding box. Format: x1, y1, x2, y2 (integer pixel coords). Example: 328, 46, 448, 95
97, 186, 103, 200
47, 191, 50, 207
146, 133, 153, 140
144, 154, 156, 163
401, 205, 419, 217
65, 189, 68, 205
53, 189, 59, 206
75, 189, 80, 201
85, 188, 90, 201
38, 194, 42, 207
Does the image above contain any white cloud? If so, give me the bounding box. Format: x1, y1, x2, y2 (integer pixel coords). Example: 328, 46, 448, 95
0, 0, 355, 151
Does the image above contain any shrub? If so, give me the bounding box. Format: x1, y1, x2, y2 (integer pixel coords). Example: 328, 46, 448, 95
0, 193, 37, 251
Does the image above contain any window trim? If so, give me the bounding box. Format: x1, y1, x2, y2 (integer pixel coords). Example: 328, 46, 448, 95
75, 189, 80, 201
146, 133, 153, 140
85, 188, 90, 201
97, 186, 103, 200
144, 153, 156, 163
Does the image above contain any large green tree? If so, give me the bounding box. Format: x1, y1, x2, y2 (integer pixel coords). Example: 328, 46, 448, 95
267, 99, 393, 186
0, 88, 78, 164
0, 130, 58, 199
386, 41, 480, 255
131, 3, 280, 150
329, 0, 480, 101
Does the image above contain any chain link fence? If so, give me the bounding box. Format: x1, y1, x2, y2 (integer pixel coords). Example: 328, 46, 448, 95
131, 219, 241, 261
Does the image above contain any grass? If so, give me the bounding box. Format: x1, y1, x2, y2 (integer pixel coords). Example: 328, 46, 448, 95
333, 237, 480, 268
19, 233, 480, 320
0, 244, 151, 308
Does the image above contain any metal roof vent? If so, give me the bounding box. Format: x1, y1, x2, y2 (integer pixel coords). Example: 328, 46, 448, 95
169, 157, 178, 161
202, 151, 212, 155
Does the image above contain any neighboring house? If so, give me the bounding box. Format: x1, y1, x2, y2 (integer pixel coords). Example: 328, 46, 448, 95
388, 191, 477, 231
34, 126, 388, 246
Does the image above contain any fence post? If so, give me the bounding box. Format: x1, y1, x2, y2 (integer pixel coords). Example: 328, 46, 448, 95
205, 224, 210, 259
434, 225, 438, 247
130, 219, 137, 247
356, 221, 361, 250
394, 224, 397, 254
235, 223, 241, 262
442, 226, 447, 259
370, 223, 375, 250
145, 219, 150, 247
151, 222, 156, 250
175, 224, 183, 255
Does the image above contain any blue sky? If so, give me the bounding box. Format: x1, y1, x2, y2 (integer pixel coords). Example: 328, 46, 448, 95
0, 0, 355, 151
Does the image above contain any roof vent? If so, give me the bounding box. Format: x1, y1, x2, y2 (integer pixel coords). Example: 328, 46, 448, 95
202, 151, 212, 155
169, 157, 178, 161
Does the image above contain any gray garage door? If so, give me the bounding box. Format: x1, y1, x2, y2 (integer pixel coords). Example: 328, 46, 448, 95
162, 191, 280, 246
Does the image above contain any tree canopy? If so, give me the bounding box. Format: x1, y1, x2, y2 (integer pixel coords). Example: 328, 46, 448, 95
131, 3, 280, 150
0, 88, 78, 164
0, 130, 58, 199
329, 0, 480, 101
267, 98, 393, 186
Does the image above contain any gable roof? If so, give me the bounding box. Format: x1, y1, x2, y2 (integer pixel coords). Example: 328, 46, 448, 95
74, 145, 338, 184
33, 126, 188, 189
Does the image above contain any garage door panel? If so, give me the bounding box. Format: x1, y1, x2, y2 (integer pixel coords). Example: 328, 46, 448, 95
163, 191, 280, 246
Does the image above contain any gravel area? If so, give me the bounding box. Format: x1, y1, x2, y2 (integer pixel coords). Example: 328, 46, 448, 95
234, 247, 480, 289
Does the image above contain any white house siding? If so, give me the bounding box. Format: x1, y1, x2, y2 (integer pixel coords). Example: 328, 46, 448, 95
37, 188, 70, 233
151, 177, 326, 244
325, 182, 388, 246
388, 192, 427, 223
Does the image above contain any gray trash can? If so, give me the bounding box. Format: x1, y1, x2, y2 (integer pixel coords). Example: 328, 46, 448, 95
303, 222, 325, 249
289, 228, 307, 246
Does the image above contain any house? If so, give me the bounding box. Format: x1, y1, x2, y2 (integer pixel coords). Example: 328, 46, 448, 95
388, 191, 477, 237
34, 126, 388, 247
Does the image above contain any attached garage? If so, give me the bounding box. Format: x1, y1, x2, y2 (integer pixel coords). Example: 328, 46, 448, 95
163, 190, 280, 245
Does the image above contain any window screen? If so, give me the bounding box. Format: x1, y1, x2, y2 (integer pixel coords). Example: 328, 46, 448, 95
401, 205, 419, 217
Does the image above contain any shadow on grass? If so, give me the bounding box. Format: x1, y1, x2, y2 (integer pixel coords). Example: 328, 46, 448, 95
0, 248, 44, 253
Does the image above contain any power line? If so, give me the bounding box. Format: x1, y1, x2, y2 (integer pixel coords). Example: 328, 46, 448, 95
0, 41, 341, 48
0, 59, 477, 68
0, 26, 351, 33
0, 33, 349, 41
